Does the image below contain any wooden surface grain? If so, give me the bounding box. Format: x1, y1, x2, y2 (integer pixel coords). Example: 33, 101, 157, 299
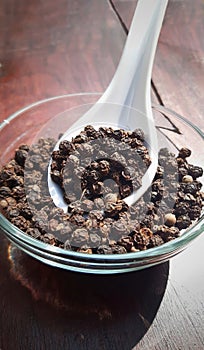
0, 0, 125, 118
0, 0, 204, 349
0, 237, 169, 350
113, 0, 204, 131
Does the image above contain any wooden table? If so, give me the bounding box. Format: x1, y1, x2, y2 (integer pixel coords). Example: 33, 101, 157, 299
0, 1, 203, 349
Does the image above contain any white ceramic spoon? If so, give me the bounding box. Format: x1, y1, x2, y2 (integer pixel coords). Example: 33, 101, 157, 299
48, 0, 168, 211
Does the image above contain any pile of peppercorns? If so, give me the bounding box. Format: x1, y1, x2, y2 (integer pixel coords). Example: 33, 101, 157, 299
51, 125, 151, 202
0, 125, 203, 254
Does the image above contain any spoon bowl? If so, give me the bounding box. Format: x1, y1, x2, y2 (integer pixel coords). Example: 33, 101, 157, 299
47, 102, 157, 211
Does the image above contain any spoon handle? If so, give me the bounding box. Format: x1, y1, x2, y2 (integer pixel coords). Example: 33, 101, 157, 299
99, 0, 168, 113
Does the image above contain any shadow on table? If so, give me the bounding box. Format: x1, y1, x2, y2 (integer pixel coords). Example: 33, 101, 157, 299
0, 236, 169, 350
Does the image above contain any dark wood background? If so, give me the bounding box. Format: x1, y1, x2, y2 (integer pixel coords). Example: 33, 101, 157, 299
0, 1, 204, 349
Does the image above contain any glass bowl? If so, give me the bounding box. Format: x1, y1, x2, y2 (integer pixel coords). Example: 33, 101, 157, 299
0, 93, 203, 274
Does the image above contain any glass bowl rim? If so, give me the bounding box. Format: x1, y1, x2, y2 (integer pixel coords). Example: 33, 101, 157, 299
0, 92, 203, 262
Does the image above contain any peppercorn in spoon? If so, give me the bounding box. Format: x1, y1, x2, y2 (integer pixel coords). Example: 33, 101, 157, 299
48, 0, 168, 211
